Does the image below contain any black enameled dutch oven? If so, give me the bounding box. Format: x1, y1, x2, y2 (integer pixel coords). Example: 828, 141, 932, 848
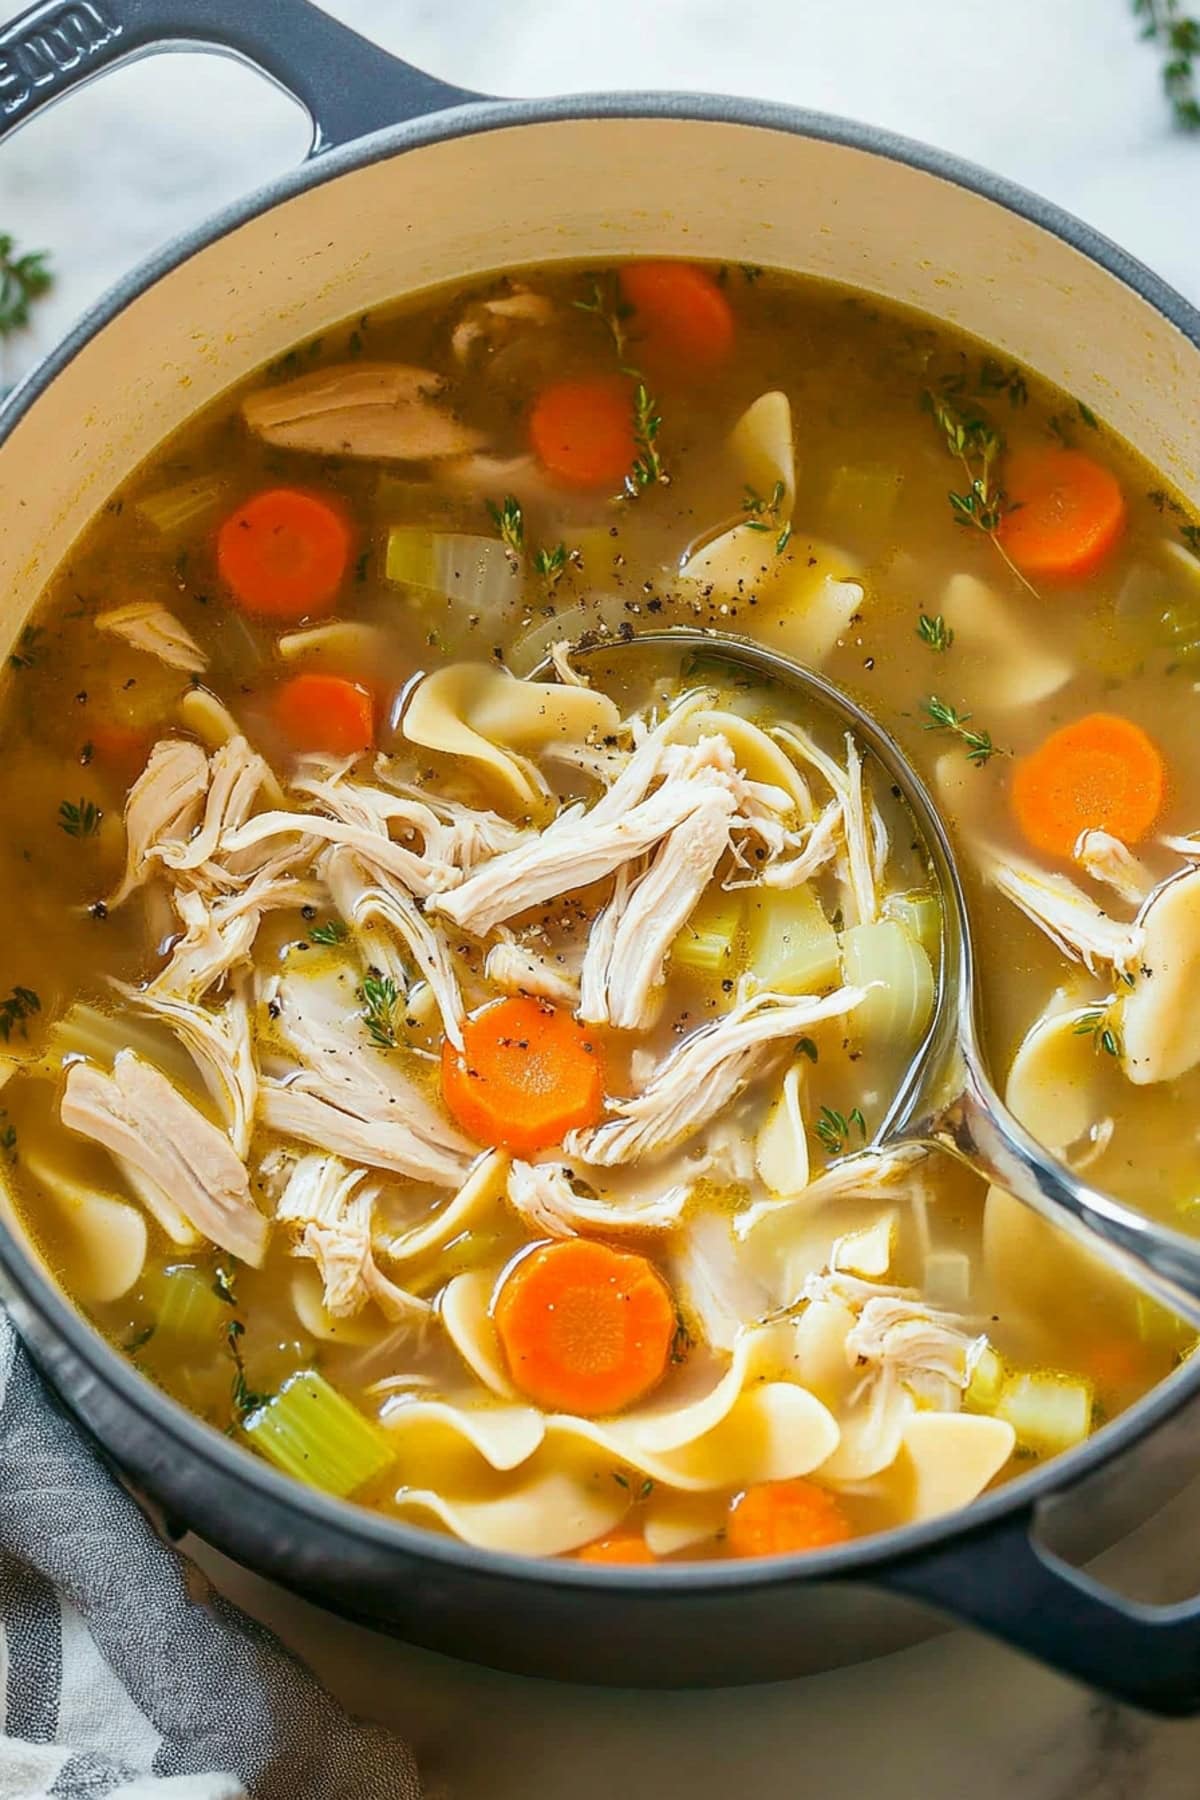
3, 0, 1200, 1714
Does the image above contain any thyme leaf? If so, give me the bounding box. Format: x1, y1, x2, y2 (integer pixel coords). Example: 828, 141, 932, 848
628, 382, 666, 493
58, 797, 102, 839
0, 985, 40, 1044
533, 542, 569, 588
815, 1105, 867, 1157
922, 371, 1037, 596
917, 613, 954, 652
486, 494, 524, 557
1073, 1005, 1123, 1059
309, 918, 348, 946
573, 276, 633, 361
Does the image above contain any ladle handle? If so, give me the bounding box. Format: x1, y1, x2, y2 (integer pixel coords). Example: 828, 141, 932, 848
927, 1068, 1200, 1329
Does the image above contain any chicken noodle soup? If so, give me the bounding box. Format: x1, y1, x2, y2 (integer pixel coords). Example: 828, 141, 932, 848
2, 259, 1198, 1561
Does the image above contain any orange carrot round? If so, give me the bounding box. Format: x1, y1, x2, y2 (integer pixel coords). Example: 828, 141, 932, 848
441, 995, 605, 1155
88, 722, 152, 781
996, 448, 1126, 581
618, 262, 735, 371
528, 375, 636, 490
272, 672, 374, 757
1011, 712, 1165, 856
217, 487, 351, 619
494, 1238, 675, 1416
726, 1479, 853, 1558
576, 1533, 657, 1565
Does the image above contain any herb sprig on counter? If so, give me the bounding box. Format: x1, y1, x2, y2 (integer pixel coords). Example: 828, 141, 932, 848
0, 235, 51, 337
1133, 0, 1200, 129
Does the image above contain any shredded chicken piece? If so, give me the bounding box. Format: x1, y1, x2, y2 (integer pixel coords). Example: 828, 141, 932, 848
450, 285, 555, 364
736, 1144, 930, 1239
842, 1294, 985, 1407
62, 1051, 267, 1266
977, 843, 1142, 975
94, 600, 207, 674
579, 787, 736, 1029
760, 798, 843, 890
1074, 828, 1152, 905
507, 1160, 689, 1237
432, 736, 774, 939
321, 845, 465, 1049
110, 739, 209, 907
275, 1152, 431, 1324
772, 724, 881, 924
154, 736, 272, 875
484, 933, 581, 1008
569, 985, 867, 1166
263, 975, 473, 1186
242, 362, 485, 461
368, 766, 530, 869
113, 979, 256, 1158
147, 888, 262, 1001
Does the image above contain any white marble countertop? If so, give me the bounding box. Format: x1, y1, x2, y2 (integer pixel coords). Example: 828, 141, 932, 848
4, 0, 1200, 1793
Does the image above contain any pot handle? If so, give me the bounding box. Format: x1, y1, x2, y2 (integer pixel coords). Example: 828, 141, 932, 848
873, 1504, 1200, 1715
0, 0, 480, 156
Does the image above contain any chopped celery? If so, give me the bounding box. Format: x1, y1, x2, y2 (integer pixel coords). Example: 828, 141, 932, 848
883, 890, 942, 960
842, 920, 934, 1043
822, 463, 903, 545
242, 1370, 396, 1498
147, 1264, 226, 1347
744, 885, 840, 994
964, 1344, 1005, 1413
995, 1370, 1093, 1456
135, 474, 226, 536
673, 887, 745, 976
384, 527, 520, 620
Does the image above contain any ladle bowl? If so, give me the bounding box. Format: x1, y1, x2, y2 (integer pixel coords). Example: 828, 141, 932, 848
546, 625, 1200, 1330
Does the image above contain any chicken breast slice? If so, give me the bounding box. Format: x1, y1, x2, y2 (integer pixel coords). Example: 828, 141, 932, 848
110, 739, 209, 907
569, 985, 867, 1166
95, 600, 208, 674
61, 1051, 268, 1266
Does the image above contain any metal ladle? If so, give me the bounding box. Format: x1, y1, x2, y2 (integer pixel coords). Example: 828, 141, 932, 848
546, 625, 1200, 1331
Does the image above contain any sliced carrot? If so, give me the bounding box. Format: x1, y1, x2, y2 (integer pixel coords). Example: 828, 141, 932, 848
618, 262, 735, 371
217, 487, 351, 619
494, 1238, 675, 1416
726, 1479, 853, 1558
441, 995, 605, 1155
529, 375, 636, 490
272, 672, 374, 757
1089, 1342, 1142, 1393
576, 1533, 657, 1565
1011, 712, 1165, 856
996, 448, 1126, 581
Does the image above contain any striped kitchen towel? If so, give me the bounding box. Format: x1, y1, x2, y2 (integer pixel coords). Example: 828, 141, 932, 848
0, 1310, 421, 1799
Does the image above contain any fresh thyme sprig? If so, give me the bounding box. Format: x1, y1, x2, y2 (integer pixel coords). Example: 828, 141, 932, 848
0, 985, 39, 1043
920, 696, 1006, 768
212, 1266, 270, 1420
743, 480, 792, 555
1134, 0, 1200, 129
1073, 1005, 1123, 1058
58, 797, 102, 839
0, 235, 51, 337
815, 1105, 866, 1157
917, 613, 954, 652
486, 494, 524, 558
573, 275, 633, 362
922, 366, 1037, 597
628, 382, 666, 493
360, 974, 401, 1050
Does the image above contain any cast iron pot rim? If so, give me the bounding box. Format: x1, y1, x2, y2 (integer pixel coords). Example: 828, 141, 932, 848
3, 84, 1199, 1595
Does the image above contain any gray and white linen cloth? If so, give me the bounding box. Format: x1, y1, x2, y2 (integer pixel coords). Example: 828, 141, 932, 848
0, 1310, 421, 1800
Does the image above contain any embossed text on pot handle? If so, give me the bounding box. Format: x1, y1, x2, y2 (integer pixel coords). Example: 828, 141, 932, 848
0, 0, 481, 156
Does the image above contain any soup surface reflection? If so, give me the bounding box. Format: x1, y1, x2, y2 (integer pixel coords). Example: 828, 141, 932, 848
3, 260, 1198, 1561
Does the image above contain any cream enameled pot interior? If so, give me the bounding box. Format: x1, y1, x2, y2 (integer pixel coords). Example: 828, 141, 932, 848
2, 112, 1200, 640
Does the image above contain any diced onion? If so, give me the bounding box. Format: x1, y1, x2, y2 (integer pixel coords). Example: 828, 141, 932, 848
841, 919, 934, 1043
